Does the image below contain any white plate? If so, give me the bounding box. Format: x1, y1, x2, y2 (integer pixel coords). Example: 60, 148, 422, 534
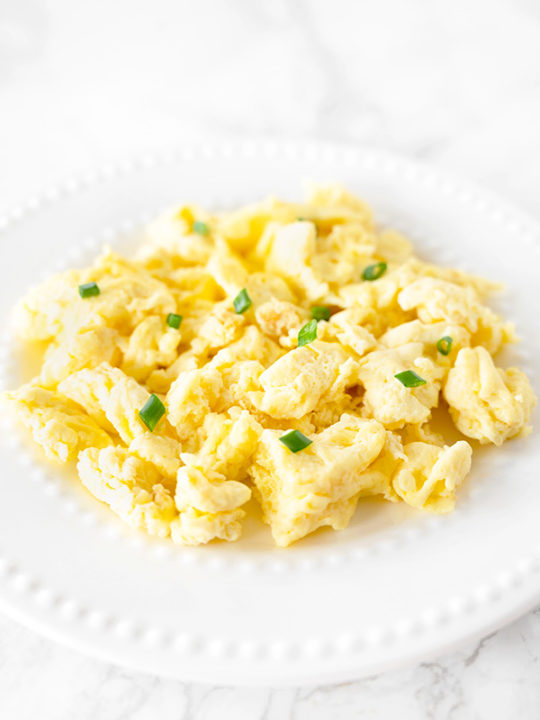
0, 141, 539, 687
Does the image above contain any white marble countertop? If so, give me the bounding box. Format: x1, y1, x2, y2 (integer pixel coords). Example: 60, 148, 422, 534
1, 0, 540, 717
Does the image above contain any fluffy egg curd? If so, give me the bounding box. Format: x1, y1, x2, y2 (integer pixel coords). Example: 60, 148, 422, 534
4, 185, 537, 547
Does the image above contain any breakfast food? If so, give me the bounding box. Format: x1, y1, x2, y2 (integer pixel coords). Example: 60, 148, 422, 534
4, 185, 536, 546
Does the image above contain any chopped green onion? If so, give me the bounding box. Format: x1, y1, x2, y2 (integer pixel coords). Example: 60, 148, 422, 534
362, 262, 387, 281
78, 282, 100, 299
193, 220, 209, 235
297, 216, 306, 221
279, 429, 313, 453
311, 305, 331, 322
138, 394, 166, 432
394, 370, 427, 388
233, 288, 252, 314
298, 318, 318, 346
167, 313, 183, 329
436, 336, 453, 356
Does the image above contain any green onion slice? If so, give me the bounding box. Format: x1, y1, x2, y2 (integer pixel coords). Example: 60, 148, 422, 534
78, 282, 100, 299
311, 305, 331, 322
167, 313, 183, 329
394, 370, 427, 388
298, 318, 318, 346
233, 288, 252, 314
436, 336, 453, 356
362, 262, 387, 281
138, 394, 166, 432
279, 429, 313, 453
193, 220, 209, 235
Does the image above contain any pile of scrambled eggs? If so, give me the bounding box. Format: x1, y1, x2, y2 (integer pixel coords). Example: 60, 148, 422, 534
5, 185, 536, 547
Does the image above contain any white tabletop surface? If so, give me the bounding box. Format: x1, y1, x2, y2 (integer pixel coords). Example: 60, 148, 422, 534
1, 0, 540, 717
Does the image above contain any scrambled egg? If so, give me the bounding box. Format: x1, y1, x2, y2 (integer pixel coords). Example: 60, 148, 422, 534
4, 185, 536, 547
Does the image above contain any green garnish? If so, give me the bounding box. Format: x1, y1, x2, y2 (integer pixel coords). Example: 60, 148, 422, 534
279, 430, 313, 453
437, 336, 453, 356
394, 370, 427, 388
138, 394, 166, 432
193, 220, 209, 235
298, 318, 318, 346
311, 305, 331, 322
166, 313, 183, 330
78, 282, 100, 299
233, 288, 252, 314
362, 262, 387, 281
